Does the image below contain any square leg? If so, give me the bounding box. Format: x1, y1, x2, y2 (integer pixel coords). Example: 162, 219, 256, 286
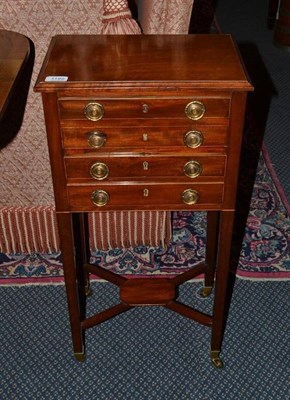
210, 210, 235, 367
200, 211, 219, 297
56, 212, 85, 360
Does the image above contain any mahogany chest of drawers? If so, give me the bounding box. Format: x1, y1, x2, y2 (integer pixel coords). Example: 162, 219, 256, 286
35, 34, 253, 367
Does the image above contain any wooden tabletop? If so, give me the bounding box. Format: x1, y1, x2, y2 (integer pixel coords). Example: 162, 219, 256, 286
35, 34, 253, 92
0, 30, 30, 119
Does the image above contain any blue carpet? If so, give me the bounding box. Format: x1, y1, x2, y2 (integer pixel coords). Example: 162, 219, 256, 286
0, 279, 288, 399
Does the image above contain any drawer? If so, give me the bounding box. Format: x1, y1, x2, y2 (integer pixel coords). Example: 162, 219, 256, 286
61, 125, 229, 150
65, 155, 226, 181
67, 183, 224, 211
58, 98, 230, 121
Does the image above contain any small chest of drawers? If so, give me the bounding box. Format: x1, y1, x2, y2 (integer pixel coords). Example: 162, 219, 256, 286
35, 34, 253, 367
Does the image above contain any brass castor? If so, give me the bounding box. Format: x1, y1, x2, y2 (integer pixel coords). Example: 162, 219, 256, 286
210, 351, 224, 368
74, 352, 85, 362
200, 286, 213, 298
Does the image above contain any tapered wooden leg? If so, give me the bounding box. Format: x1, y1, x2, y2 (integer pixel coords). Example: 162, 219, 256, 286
200, 211, 219, 297
56, 212, 84, 360
73, 213, 92, 297
210, 210, 235, 368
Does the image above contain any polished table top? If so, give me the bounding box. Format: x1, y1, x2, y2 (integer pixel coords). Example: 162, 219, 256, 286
0, 29, 30, 119
35, 34, 252, 91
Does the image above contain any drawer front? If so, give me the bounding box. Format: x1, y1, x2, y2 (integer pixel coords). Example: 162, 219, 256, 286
58, 98, 230, 121
61, 125, 229, 150
65, 155, 226, 181
67, 183, 224, 211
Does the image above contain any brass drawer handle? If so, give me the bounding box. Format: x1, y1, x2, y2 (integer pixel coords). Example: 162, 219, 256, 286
185, 101, 205, 120
84, 102, 104, 121
90, 162, 109, 180
91, 189, 109, 206
182, 189, 199, 205
87, 131, 107, 148
184, 160, 202, 178
184, 130, 204, 148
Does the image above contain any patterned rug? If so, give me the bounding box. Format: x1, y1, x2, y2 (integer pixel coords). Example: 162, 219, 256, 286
0, 123, 289, 285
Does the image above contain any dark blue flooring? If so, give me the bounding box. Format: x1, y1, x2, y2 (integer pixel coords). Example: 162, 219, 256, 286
0, 279, 288, 399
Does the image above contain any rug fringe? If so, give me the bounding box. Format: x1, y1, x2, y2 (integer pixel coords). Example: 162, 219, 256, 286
0, 207, 172, 254
0, 206, 59, 254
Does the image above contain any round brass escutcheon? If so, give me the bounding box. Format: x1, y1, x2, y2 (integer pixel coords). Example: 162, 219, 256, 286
184, 130, 204, 148
183, 160, 202, 178
91, 189, 109, 207
185, 101, 205, 120
87, 131, 107, 148
90, 162, 109, 180
182, 189, 199, 205
84, 102, 104, 121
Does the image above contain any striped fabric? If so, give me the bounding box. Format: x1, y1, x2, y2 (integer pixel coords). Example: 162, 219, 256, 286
0, 206, 59, 254
0, 207, 171, 253
89, 211, 172, 250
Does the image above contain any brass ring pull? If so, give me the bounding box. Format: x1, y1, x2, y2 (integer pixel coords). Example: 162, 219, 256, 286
87, 131, 107, 148
91, 189, 109, 207
183, 160, 202, 178
184, 130, 204, 148
84, 102, 104, 121
182, 189, 199, 205
185, 101, 205, 120
90, 162, 109, 180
